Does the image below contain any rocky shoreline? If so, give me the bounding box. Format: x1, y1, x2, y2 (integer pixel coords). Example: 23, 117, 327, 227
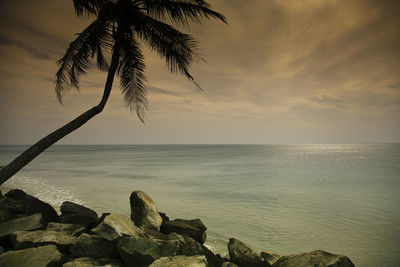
0, 188, 355, 267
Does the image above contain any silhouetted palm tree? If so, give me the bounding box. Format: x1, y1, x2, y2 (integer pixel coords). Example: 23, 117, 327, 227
0, 0, 226, 185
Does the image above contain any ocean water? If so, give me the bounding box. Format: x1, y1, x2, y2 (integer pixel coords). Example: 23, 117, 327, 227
1, 144, 399, 266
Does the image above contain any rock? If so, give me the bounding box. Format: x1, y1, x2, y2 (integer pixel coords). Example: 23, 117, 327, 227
161, 218, 207, 244
260, 250, 280, 265
12, 230, 78, 252
0, 213, 44, 247
228, 238, 271, 267
63, 257, 122, 267
0, 246, 4, 255
222, 262, 239, 267
5, 189, 27, 200
130, 191, 162, 231
272, 250, 355, 267
92, 213, 142, 241
159, 212, 170, 223
71, 233, 114, 259
0, 190, 57, 225
118, 232, 220, 267
47, 222, 86, 236
59, 201, 98, 228
149, 255, 208, 267
0, 196, 25, 222
0, 245, 62, 267
22, 195, 58, 225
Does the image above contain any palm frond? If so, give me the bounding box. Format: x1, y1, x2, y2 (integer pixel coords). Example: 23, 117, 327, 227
134, 13, 203, 88
73, 0, 110, 16
118, 36, 148, 122
141, 0, 227, 25
56, 19, 111, 102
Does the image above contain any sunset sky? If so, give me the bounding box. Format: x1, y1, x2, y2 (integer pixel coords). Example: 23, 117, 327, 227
0, 0, 399, 144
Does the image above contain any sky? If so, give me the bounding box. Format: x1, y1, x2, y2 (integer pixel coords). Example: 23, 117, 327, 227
0, 0, 399, 145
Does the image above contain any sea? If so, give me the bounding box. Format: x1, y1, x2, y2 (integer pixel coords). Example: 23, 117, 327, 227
1, 144, 399, 266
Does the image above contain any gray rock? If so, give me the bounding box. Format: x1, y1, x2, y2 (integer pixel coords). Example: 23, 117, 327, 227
149, 255, 208, 267
47, 222, 86, 236
12, 230, 78, 252
62, 257, 122, 267
71, 233, 114, 259
228, 238, 271, 267
118, 232, 220, 267
59, 201, 98, 228
272, 250, 355, 267
159, 212, 170, 223
130, 191, 162, 231
0, 196, 25, 222
92, 213, 142, 241
1, 190, 57, 225
161, 218, 207, 244
23, 195, 58, 224
0, 245, 62, 267
260, 250, 280, 265
222, 262, 239, 267
0, 213, 43, 239
5, 189, 27, 200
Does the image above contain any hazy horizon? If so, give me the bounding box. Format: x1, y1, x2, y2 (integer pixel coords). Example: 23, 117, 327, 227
1, 0, 399, 145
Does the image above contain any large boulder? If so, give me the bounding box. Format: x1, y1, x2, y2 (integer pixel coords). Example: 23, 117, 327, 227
11, 230, 78, 252
228, 238, 271, 267
130, 191, 162, 231
92, 213, 142, 241
22, 195, 58, 224
161, 218, 207, 244
5, 189, 27, 200
0, 213, 44, 247
149, 255, 208, 267
260, 250, 280, 265
59, 201, 99, 228
118, 232, 220, 267
71, 233, 114, 259
62, 257, 122, 267
0, 245, 62, 267
47, 222, 86, 236
272, 250, 355, 267
222, 262, 239, 267
1, 190, 57, 225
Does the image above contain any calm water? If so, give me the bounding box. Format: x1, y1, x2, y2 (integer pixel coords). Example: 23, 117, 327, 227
1, 144, 399, 266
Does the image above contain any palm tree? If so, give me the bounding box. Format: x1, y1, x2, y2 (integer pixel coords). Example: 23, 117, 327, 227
0, 0, 226, 185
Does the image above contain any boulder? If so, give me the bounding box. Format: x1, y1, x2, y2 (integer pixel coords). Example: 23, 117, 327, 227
22, 195, 58, 224
47, 222, 86, 236
0, 245, 62, 267
12, 230, 78, 252
130, 191, 162, 231
0, 213, 44, 247
159, 212, 170, 223
260, 250, 280, 265
5, 189, 27, 200
1, 190, 57, 225
222, 262, 239, 267
59, 201, 98, 228
118, 232, 220, 267
71, 233, 114, 259
272, 250, 355, 267
149, 255, 208, 267
92, 213, 142, 241
228, 238, 271, 267
62, 257, 122, 267
0, 196, 25, 222
161, 218, 207, 244
0, 246, 4, 255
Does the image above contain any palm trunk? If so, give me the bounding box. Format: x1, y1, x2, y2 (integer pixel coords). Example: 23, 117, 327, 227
0, 45, 120, 185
